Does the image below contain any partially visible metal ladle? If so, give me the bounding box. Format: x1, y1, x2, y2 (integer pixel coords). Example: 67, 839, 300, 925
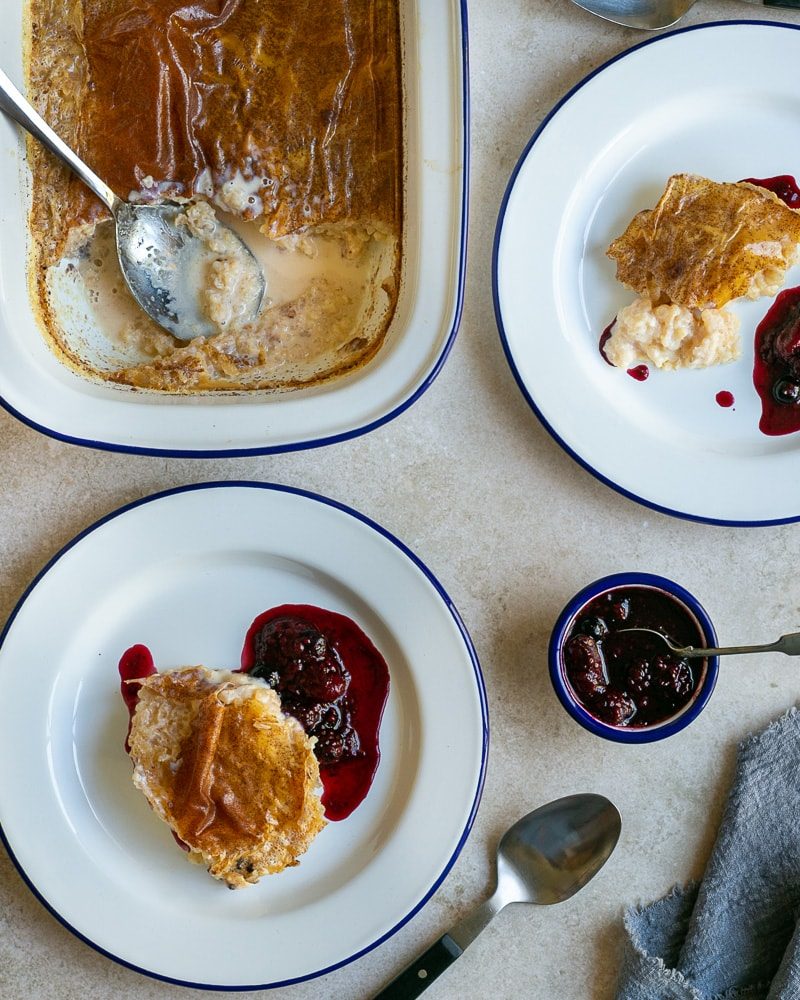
0, 68, 264, 341
617, 628, 800, 659
375, 794, 621, 999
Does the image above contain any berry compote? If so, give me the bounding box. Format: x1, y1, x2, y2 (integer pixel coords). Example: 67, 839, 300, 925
118, 605, 389, 824
753, 287, 800, 436
242, 605, 390, 821
737, 175, 800, 435
740, 174, 800, 209
562, 586, 706, 728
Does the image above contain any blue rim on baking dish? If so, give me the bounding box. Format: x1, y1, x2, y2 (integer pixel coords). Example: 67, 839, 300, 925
493, 20, 800, 527
0, 1, 470, 458
0, 481, 489, 991
548, 572, 719, 745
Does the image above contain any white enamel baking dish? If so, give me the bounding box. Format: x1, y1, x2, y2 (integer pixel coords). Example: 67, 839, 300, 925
0, 2, 468, 456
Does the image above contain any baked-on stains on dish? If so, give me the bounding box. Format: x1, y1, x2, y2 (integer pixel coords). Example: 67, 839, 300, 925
24, 0, 403, 392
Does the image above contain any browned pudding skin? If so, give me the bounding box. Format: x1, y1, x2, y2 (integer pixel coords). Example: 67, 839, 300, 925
25, 0, 402, 390
64, 0, 401, 237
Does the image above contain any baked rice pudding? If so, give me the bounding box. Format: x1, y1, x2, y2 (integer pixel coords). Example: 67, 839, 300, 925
127, 666, 326, 888
605, 174, 800, 371
24, 0, 402, 391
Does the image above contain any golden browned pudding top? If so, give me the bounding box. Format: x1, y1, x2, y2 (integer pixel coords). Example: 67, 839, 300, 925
128, 667, 326, 888
607, 174, 800, 310
37, 0, 401, 241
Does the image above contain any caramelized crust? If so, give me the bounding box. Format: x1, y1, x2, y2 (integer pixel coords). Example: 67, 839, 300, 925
128, 667, 326, 888
607, 174, 800, 309
28, 0, 402, 259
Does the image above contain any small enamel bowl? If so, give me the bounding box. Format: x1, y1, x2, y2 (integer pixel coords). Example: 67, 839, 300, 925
548, 572, 719, 744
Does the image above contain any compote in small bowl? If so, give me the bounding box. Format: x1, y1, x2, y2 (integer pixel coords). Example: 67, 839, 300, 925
549, 573, 719, 743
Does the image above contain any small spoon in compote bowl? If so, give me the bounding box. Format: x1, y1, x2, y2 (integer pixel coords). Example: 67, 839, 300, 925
0, 68, 265, 341
617, 629, 800, 659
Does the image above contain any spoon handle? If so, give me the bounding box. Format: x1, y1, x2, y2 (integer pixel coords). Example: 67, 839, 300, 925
0, 68, 120, 213
684, 633, 800, 658
374, 897, 499, 998
373, 934, 463, 999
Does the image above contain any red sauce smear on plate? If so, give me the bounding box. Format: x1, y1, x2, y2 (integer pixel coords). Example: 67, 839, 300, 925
599, 321, 615, 366
752, 286, 800, 435
119, 643, 157, 752
599, 322, 649, 381
738, 176, 800, 435
118, 605, 389, 823
740, 174, 800, 208
241, 605, 390, 821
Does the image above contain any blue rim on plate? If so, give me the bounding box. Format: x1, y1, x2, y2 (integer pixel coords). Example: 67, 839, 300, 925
0, 480, 489, 991
492, 19, 800, 528
548, 572, 719, 744
0, 1, 470, 460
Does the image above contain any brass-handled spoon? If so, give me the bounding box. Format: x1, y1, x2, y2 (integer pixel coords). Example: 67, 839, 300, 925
0, 68, 264, 341
617, 629, 800, 659
374, 794, 621, 999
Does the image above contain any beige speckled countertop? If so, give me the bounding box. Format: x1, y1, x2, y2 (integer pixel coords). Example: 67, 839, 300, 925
4, 3, 800, 999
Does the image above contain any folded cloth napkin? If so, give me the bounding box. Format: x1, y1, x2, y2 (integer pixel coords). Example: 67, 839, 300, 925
617, 708, 800, 1000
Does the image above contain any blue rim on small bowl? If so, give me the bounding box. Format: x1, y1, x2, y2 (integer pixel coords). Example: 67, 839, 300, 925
548, 572, 719, 744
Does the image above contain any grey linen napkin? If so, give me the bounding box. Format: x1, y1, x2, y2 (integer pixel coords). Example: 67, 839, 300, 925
617, 709, 800, 1000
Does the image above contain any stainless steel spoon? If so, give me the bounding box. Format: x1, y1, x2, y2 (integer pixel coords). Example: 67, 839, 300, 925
0, 68, 264, 341
570, 0, 799, 31
374, 794, 621, 999
617, 628, 800, 659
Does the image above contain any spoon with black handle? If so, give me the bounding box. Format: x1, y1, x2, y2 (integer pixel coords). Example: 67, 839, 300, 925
374, 793, 621, 999
616, 629, 800, 659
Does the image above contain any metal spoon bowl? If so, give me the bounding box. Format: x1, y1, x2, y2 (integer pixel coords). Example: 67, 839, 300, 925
570, 0, 799, 31
375, 793, 621, 999
617, 628, 800, 659
0, 68, 264, 342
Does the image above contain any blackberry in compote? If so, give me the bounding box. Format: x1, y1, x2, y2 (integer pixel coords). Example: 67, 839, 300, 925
242, 603, 389, 820
562, 586, 706, 728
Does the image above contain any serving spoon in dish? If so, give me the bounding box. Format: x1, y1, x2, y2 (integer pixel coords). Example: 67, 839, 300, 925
375, 794, 621, 999
0, 68, 265, 342
570, 0, 800, 31
617, 628, 800, 659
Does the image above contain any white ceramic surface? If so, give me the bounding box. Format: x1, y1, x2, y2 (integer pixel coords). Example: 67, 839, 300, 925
495, 21, 800, 525
0, 1, 467, 456
0, 483, 487, 989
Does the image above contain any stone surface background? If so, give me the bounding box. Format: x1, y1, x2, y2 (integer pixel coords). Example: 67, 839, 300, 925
3, 3, 800, 998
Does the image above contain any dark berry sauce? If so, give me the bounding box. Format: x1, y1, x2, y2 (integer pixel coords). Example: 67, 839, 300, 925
715, 390, 734, 408
599, 321, 615, 366
741, 174, 800, 208
118, 606, 389, 823
627, 364, 649, 382
562, 587, 706, 728
242, 605, 390, 821
753, 286, 800, 436
119, 643, 157, 752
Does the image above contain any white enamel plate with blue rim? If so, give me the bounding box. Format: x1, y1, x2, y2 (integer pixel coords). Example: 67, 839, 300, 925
494, 21, 800, 525
0, 483, 487, 989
